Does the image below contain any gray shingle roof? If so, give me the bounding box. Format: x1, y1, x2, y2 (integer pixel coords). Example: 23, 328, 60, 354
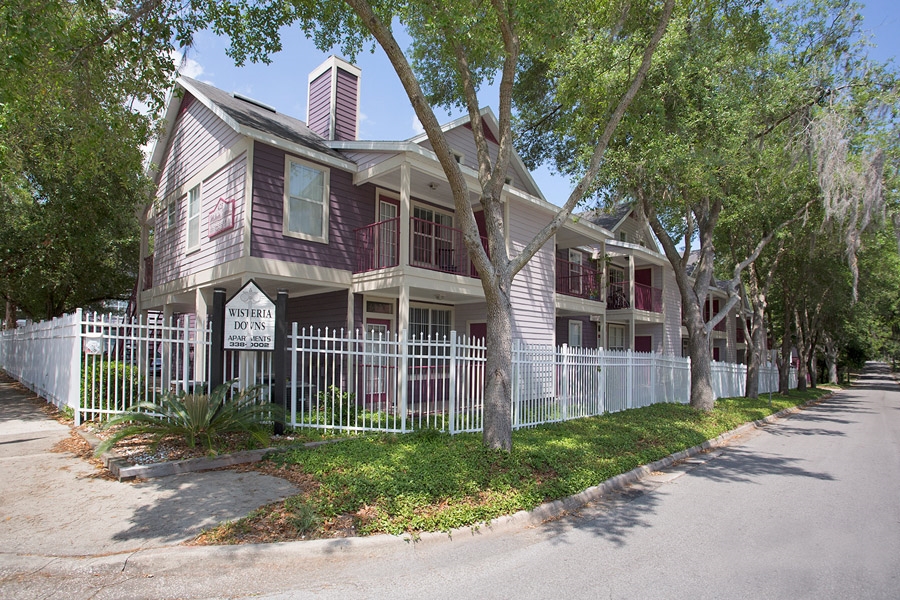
580, 204, 632, 231
181, 77, 346, 160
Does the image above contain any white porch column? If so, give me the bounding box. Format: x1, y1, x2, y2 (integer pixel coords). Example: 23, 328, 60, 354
399, 163, 411, 269
399, 283, 410, 336
627, 256, 635, 310
195, 288, 211, 383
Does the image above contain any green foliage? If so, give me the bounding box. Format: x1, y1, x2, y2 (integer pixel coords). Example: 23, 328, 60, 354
96, 382, 281, 455
81, 360, 144, 409
258, 388, 831, 537
0, 0, 196, 318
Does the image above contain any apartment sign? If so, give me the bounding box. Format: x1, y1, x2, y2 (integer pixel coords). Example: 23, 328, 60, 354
224, 280, 275, 350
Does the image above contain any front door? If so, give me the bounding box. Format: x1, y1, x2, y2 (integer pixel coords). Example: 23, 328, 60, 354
635, 335, 652, 353
469, 322, 487, 341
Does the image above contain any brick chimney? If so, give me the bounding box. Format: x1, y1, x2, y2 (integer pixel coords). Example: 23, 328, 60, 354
307, 56, 361, 141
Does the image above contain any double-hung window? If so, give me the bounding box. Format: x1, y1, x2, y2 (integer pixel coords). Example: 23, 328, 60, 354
186, 185, 201, 252
284, 157, 329, 243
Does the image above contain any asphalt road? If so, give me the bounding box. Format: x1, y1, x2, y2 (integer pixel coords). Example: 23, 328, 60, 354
2, 362, 898, 599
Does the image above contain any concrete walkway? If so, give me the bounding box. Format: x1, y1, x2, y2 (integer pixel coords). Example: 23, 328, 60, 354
0, 378, 298, 558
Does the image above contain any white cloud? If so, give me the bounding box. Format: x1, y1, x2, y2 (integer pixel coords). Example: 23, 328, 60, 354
411, 114, 424, 136
178, 56, 205, 79
170, 50, 207, 81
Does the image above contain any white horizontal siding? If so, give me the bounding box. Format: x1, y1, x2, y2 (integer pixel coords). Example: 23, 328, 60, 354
509, 201, 554, 343
155, 97, 242, 201
153, 153, 247, 286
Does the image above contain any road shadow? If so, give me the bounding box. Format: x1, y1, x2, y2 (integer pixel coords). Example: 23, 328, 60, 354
538, 484, 662, 548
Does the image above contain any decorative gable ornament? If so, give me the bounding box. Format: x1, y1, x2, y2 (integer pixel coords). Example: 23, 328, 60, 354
208, 198, 235, 238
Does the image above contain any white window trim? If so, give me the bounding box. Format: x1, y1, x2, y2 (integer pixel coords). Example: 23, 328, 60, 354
608, 323, 626, 351
283, 155, 330, 244
166, 200, 177, 229
568, 320, 583, 347
186, 184, 201, 253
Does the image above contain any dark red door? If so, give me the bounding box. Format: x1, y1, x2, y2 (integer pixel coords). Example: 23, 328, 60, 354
469, 322, 487, 342
635, 335, 652, 353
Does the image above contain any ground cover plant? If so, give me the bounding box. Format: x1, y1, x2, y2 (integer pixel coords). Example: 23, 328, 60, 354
195, 387, 835, 544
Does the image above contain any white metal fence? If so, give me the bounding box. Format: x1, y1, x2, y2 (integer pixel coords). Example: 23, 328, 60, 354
1, 312, 798, 431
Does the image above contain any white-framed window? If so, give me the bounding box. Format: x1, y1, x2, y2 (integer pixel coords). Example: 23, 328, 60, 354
166, 200, 176, 228
608, 324, 626, 351
284, 156, 329, 243
410, 304, 452, 341
568, 249, 583, 295
568, 320, 583, 347
618, 231, 628, 243
186, 185, 201, 252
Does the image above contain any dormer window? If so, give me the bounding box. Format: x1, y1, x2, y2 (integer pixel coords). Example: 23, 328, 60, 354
284, 156, 329, 243
618, 231, 627, 243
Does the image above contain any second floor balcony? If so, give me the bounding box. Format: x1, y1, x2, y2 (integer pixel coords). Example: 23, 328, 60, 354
355, 217, 486, 278
555, 258, 602, 301
607, 280, 662, 313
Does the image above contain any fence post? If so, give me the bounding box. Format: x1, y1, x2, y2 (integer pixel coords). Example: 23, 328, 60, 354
71, 309, 84, 425
399, 329, 409, 433
448, 331, 457, 435
627, 349, 634, 409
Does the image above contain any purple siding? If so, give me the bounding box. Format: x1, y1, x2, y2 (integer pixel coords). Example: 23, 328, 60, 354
153, 152, 247, 286
556, 316, 598, 349
156, 93, 242, 200
334, 68, 358, 141
286, 291, 348, 331
250, 142, 374, 271
307, 71, 332, 139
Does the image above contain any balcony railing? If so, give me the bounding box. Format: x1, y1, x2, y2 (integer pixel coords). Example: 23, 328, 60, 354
635, 282, 663, 313
556, 259, 602, 300
355, 218, 400, 273
607, 281, 663, 313
354, 217, 485, 277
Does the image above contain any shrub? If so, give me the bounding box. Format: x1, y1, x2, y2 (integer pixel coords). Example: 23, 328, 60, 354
82, 360, 144, 410
95, 382, 283, 455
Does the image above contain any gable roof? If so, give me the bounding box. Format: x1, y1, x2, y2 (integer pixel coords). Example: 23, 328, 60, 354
146, 76, 353, 179
182, 77, 348, 160
580, 203, 633, 231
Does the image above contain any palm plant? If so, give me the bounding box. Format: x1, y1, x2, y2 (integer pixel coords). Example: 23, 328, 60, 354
95, 382, 283, 455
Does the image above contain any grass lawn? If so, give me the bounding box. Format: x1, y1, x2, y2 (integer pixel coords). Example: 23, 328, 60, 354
193, 386, 837, 544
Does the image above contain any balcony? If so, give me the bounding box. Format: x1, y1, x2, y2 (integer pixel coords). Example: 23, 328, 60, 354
354, 217, 485, 277
556, 259, 602, 300
355, 218, 400, 272
607, 280, 662, 313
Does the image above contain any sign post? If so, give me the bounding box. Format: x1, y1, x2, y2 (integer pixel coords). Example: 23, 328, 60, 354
273, 289, 287, 434
209, 288, 226, 392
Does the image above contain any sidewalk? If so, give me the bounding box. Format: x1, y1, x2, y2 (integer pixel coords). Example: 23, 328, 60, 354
0, 378, 298, 558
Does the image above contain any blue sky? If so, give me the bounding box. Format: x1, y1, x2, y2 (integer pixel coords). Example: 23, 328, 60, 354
178, 1, 898, 207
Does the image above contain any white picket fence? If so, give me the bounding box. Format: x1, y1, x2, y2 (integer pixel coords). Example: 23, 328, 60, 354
0, 312, 797, 431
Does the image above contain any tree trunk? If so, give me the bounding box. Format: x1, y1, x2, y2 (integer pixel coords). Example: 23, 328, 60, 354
778, 292, 793, 394
824, 335, 839, 384
482, 274, 514, 451
794, 309, 809, 392
688, 322, 715, 410
3, 298, 16, 330
743, 269, 765, 399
